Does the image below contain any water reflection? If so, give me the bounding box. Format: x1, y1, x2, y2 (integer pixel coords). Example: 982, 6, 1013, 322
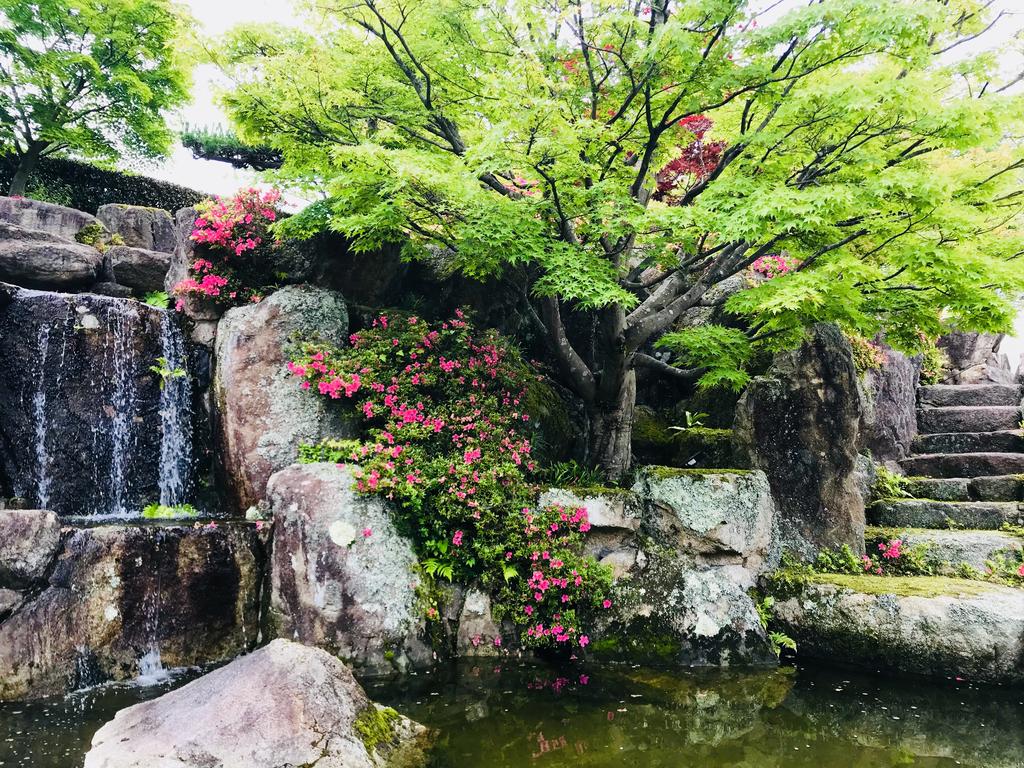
0, 661, 1021, 768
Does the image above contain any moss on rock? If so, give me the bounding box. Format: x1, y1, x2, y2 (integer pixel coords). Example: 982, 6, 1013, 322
354, 705, 403, 753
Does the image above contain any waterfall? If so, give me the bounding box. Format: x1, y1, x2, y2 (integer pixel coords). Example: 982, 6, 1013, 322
157, 312, 194, 506
106, 302, 142, 518
31, 324, 51, 508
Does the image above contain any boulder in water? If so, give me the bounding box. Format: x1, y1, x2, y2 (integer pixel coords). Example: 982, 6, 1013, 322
266, 463, 431, 671
0, 522, 264, 700
214, 285, 353, 511
96, 204, 176, 253
83, 638, 428, 768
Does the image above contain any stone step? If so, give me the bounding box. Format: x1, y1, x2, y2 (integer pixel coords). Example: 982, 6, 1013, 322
917, 406, 1021, 434
918, 383, 1021, 408
900, 452, 1024, 478
905, 475, 1024, 502
911, 430, 1024, 455
865, 526, 1023, 571
870, 499, 1023, 529
773, 575, 1024, 685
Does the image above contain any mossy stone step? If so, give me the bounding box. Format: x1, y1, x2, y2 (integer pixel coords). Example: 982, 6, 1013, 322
912, 430, 1023, 455
900, 452, 1024, 478
772, 575, 1024, 684
905, 475, 1024, 502
917, 384, 1021, 408
917, 406, 1021, 435
864, 526, 1023, 571
870, 499, 1023, 529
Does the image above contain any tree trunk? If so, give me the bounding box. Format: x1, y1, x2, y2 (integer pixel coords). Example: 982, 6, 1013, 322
586, 367, 636, 482
8, 144, 44, 196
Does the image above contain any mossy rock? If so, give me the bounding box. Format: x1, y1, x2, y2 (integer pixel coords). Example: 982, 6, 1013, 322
522, 379, 576, 463
808, 572, 994, 598
354, 705, 403, 753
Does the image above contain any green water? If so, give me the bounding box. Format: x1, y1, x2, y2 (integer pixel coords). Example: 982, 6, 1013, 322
1, 662, 1021, 767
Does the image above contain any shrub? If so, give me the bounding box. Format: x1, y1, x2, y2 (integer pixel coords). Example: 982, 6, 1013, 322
848, 334, 887, 373
287, 311, 612, 649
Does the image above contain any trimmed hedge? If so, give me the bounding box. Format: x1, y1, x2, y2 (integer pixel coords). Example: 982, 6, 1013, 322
0, 155, 207, 215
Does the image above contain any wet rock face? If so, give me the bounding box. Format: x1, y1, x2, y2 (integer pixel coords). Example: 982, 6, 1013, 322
0, 286, 171, 515
0, 196, 99, 241
266, 463, 431, 672
214, 285, 353, 511
106, 245, 171, 293
0, 522, 265, 700
84, 639, 428, 768
0, 510, 62, 587
859, 346, 920, 463
734, 324, 866, 558
95, 204, 176, 254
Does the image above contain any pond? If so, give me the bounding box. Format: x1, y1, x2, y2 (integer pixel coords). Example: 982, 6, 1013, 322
1, 662, 1021, 767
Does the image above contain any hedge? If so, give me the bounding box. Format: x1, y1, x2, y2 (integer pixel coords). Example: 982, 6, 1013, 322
0, 155, 208, 215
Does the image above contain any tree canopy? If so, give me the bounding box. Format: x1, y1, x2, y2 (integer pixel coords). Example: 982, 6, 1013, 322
214, 0, 1024, 476
0, 0, 191, 194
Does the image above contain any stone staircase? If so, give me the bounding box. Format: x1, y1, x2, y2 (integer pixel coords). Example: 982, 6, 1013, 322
870, 382, 1024, 564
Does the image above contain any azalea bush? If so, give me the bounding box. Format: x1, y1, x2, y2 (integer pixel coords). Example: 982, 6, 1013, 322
172, 187, 281, 310
288, 312, 612, 649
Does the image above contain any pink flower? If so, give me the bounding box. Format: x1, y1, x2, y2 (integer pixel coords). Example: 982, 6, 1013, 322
602, 599, 612, 609
362, 528, 372, 538
578, 635, 590, 648
452, 530, 464, 547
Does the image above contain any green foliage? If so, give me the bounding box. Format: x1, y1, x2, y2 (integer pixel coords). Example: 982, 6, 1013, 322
353, 706, 401, 752
213, 0, 1024, 413
753, 594, 797, 657
74, 222, 124, 254
872, 466, 913, 500
180, 124, 282, 171
149, 357, 185, 391
143, 291, 170, 310
0, 0, 191, 193
814, 545, 864, 575
142, 502, 198, 519
847, 334, 887, 373
540, 460, 609, 489
919, 340, 950, 385
298, 438, 363, 464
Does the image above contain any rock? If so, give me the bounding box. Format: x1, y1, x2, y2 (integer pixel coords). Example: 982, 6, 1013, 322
0, 220, 73, 243
215, 286, 353, 511
912, 430, 1023, 454
900, 451, 1024, 478
917, 405, 1021, 434
870, 499, 1023, 529
164, 207, 219, 323
84, 639, 428, 768
939, 331, 1002, 372
538, 487, 643, 578
773, 575, 1024, 684
456, 589, 502, 656
0, 510, 62, 587
106, 245, 171, 292
0, 589, 20, 620
0, 196, 99, 240
267, 463, 430, 671
859, 346, 919, 462
96, 204, 176, 253
871, 529, 1022, 571
0, 522, 263, 700
734, 324, 866, 558
89, 281, 135, 299
0, 240, 104, 289
0, 288, 175, 516
631, 468, 777, 574
918, 384, 1021, 407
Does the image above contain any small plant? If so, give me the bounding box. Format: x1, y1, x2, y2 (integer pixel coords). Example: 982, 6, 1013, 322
918, 339, 949, 385
540, 460, 607, 488
143, 291, 170, 310
872, 466, 912, 500
669, 411, 709, 432
75, 222, 123, 253
149, 357, 186, 390
142, 502, 198, 519
847, 334, 887, 373
753, 595, 797, 657
299, 438, 363, 464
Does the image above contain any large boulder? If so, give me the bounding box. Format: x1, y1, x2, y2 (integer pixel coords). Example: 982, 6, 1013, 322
0, 239, 104, 289
96, 204, 176, 253
267, 463, 431, 671
84, 639, 428, 768
774, 575, 1024, 685
106, 245, 171, 293
0, 287, 172, 515
859, 345, 919, 463
214, 285, 352, 511
0, 196, 98, 240
734, 324, 865, 558
0, 220, 73, 243
0, 510, 63, 587
0, 522, 264, 700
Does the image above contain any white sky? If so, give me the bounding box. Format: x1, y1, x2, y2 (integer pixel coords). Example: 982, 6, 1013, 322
139, 0, 1024, 195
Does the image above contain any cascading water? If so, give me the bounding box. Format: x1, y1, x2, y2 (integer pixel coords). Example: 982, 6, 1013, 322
0, 287, 197, 517
157, 313, 194, 506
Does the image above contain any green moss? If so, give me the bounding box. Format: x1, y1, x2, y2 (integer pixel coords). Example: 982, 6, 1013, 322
354, 705, 402, 753
809, 573, 994, 598
633, 407, 675, 448
645, 465, 753, 480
